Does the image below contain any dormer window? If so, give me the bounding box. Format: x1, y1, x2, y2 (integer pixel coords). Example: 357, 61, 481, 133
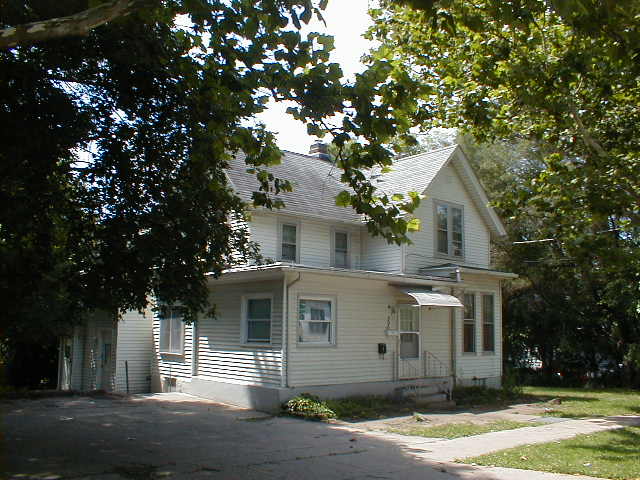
333, 230, 350, 268
280, 223, 298, 262
435, 200, 464, 258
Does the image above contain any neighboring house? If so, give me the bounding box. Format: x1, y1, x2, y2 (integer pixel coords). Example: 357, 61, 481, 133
57, 309, 153, 394
148, 143, 517, 411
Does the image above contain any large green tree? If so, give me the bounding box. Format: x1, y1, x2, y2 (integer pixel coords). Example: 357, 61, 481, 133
369, 0, 640, 229
458, 136, 639, 383
368, 1, 640, 384
1, 0, 422, 348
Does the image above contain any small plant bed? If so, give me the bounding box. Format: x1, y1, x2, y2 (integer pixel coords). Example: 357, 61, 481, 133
387, 420, 539, 439
283, 394, 428, 421
520, 387, 640, 418
452, 385, 521, 407
461, 427, 640, 480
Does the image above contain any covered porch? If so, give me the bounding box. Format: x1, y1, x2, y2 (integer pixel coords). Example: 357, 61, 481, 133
388, 288, 463, 400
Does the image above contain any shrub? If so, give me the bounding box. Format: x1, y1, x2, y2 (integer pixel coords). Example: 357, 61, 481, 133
502, 368, 524, 398
324, 395, 399, 420
283, 393, 336, 420
452, 383, 523, 406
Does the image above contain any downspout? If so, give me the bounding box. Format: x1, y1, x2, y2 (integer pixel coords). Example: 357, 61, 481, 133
450, 287, 458, 387
281, 272, 302, 388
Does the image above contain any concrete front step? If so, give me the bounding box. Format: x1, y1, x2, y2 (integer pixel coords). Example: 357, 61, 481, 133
394, 383, 451, 405
398, 384, 441, 397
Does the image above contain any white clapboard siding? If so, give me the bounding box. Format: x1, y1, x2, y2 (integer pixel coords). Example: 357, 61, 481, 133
114, 308, 154, 393
228, 212, 251, 265
80, 311, 117, 391
405, 163, 491, 273
455, 274, 502, 382
248, 213, 279, 261
361, 233, 403, 272
287, 273, 407, 387
249, 212, 362, 269
195, 280, 284, 386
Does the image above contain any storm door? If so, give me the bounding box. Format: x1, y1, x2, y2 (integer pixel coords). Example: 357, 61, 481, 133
397, 305, 422, 379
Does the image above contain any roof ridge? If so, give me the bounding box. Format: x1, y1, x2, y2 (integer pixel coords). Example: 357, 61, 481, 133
281, 149, 338, 166
394, 143, 458, 163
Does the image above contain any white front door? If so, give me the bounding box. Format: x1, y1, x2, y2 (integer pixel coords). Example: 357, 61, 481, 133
97, 329, 114, 391
398, 305, 421, 379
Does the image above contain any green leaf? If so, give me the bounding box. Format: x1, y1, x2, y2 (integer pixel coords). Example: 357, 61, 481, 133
407, 218, 421, 232
335, 190, 352, 207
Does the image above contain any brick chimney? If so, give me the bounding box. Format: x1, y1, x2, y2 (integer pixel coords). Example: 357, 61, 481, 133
309, 141, 330, 162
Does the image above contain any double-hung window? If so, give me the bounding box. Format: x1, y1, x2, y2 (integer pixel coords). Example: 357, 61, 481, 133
280, 223, 298, 262
435, 201, 464, 258
482, 294, 495, 353
463, 293, 476, 353
298, 297, 335, 345
243, 295, 272, 344
399, 305, 420, 359
159, 306, 185, 354
333, 231, 349, 268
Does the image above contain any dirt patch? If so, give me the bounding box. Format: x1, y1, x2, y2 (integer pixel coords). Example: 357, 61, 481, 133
354, 403, 547, 432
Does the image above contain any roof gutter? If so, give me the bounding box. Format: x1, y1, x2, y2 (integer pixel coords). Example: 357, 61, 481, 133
421, 265, 518, 280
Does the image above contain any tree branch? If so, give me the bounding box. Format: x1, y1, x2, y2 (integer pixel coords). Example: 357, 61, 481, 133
0, 0, 147, 50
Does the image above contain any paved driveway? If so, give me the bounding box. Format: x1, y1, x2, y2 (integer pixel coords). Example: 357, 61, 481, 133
2, 393, 603, 480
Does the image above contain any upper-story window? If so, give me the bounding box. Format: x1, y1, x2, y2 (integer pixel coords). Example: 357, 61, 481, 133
333, 230, 350, 268
280, 222, 298, 262
435, 200, 464, 258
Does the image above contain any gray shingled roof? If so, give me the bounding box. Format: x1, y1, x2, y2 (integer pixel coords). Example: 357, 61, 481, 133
371, 145, 458, 197
226, 150, 363, 224
226, 145, 465, 225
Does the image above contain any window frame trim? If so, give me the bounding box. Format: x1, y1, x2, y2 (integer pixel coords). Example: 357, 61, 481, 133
330, 228, 351, 269
462, 292, 477, 354
277, 219, 301, 263
158, 305, 186, 356
433, 199, 465, 260
296, 294, 337, 347
481, 293, 496, 354
241, 293, 274, 345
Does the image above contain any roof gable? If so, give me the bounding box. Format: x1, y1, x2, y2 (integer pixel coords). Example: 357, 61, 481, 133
374, 145, 507, 238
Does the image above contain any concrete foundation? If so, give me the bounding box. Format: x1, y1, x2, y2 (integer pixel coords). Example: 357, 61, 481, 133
157, 375, 454, 413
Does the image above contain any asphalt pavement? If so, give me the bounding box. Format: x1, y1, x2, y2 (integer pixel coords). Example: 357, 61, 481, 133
2, 393, 626, 480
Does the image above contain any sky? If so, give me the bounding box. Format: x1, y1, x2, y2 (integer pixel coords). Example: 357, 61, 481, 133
255, 0, 374, 154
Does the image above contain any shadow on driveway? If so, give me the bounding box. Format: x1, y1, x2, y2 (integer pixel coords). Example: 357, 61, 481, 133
0, 393, 600, 480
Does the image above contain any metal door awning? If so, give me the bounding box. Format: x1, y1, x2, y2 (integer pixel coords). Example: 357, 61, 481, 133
398, 288, 463, 308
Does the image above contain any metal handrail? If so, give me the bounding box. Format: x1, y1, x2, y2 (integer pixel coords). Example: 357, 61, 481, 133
398, 355, 422, 380
424, 351, 450, 378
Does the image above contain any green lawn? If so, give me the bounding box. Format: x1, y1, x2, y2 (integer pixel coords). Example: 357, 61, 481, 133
389, 420, 537, 439
463, 427, 640, 480
522, 386, 640, 418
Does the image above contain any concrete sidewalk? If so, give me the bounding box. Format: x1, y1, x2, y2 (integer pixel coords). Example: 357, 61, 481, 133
359, 415, 639, 462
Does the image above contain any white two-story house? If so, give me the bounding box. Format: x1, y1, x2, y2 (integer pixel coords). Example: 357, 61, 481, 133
148, 143, 516, 411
